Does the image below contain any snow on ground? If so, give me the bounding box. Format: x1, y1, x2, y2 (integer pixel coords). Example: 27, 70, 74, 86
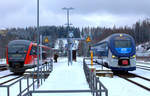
130, 66, 150, 78
100, 64, 150, 96
99, 62, 150, 96
1, 57, 150, 96
0, 69, 34, 96
34, 57, 150, 96
0, 70, 12, 76
129, 77, 150, 89
0, 77, 35, 96
99, 76, 150, 96
34, 57, 92, 96
86, 59, 150, 96
130, 61, 150, 78
38, 57, 90, 90
136, 61, 150, 66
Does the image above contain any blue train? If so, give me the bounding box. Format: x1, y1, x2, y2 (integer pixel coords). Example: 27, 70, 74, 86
91, 33, 136, 71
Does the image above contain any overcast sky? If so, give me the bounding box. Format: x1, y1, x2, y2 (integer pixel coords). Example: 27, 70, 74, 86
0, 0, 149, 29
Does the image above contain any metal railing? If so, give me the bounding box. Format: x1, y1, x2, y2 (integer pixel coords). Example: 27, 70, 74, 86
22, 90, 106, 96
83, 57, 108, 96
22, 58, 108, 96
0, 58, 53, 96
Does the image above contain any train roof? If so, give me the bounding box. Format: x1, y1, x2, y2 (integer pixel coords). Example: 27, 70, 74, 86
109, 33, 132, 38
8, 40, 51, 50
8, 40, 32, 46
93, 33, 133, 46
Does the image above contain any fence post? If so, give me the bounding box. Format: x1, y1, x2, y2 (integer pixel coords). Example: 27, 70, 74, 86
44, 65, 46, 81
27, 76, 29, 92
92, 73, 95, 96
105, 88, 108, 96
99, 80, 102, 96
19, 80, 22, 96
96, 78, 98, 96
93, 76, 96, 96
33, 74, 35, 91
30, 92, 32, 96
51, 60, 53, 72
7, 87, 10, 96
40, 67, 42, 85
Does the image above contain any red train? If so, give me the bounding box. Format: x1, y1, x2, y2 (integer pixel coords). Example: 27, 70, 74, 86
6, 40, 52, 74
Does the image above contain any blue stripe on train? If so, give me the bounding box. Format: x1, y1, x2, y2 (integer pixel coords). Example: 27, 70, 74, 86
109, 66, 136, 71
115, 48, 132, 53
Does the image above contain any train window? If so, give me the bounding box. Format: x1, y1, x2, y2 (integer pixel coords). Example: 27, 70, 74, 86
30, 46, 37, 55
8, 44, 27, 53
115, 40, 131, 48
30, 47, 33, 55
98, 43, 108, 56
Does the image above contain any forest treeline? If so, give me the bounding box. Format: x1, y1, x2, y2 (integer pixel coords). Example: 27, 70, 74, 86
0, 26, 80, 58
1, 19, 150, 57
82, 19, 150, 45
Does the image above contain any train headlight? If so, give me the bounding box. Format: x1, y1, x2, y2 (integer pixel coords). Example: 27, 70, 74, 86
112, 55, 116, 58
132, 55, 136, 58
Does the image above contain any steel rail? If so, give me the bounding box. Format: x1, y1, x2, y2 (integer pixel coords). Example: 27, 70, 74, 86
0, 67, 8, 72
136, 61, 150, 65
137, 65, 150, 71
117, 73, 150, 92
119, 76, 150, 91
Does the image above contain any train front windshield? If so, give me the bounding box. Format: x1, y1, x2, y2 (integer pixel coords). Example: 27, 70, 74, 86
115, 40, 132, 48
8, 44, 28, 59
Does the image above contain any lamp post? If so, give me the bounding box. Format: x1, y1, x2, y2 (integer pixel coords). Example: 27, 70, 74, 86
62, 7, 74, 33
37, 0, 40, 85
62, 7, 74, 66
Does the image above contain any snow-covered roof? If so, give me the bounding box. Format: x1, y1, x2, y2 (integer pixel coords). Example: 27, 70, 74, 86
54, 38, 79, 50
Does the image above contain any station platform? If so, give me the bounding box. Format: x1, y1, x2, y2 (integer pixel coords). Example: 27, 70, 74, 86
34, 57, 92, 96
84, 58, 113, 78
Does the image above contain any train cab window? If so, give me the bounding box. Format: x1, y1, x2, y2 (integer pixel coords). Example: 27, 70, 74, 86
42, 51, 47, 59
30, 47, 33, 55
115, 40, 132, 48
30, 46, 37, 55
8, 44, 27, 53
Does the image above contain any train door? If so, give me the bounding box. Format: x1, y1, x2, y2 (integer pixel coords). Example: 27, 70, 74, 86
29, 45, 37, 64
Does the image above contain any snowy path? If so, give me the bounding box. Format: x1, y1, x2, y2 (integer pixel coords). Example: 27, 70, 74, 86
34, 57, 92, 96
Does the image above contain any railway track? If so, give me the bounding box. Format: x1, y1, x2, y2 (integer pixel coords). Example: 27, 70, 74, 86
116, 73, 150, 92
0, 67, 8, 72
0, 74, 13, 79
136, 65, 150, 71
0, 64, 8, 72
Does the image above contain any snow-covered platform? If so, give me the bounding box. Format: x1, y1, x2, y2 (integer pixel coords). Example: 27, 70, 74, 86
33, 57, 92, 96
84, 58, 113, 78
96, 69, 113, 78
